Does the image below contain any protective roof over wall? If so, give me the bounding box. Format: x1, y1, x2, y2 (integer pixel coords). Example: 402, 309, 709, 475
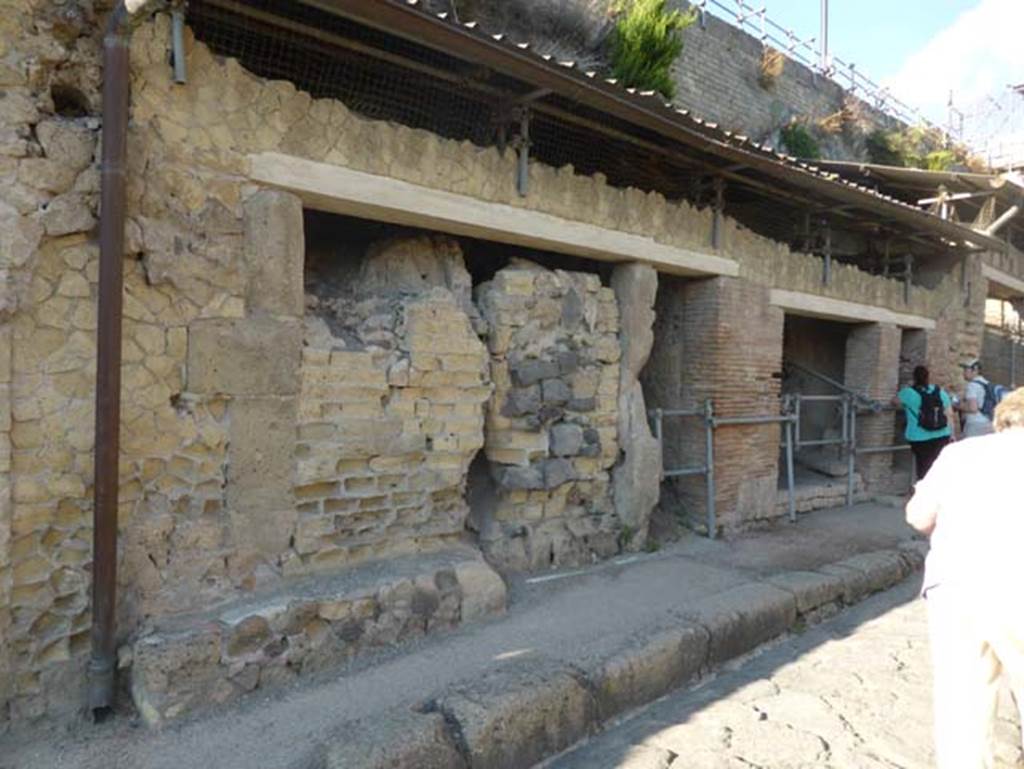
816, 161, 1023, 253
187, 0, 1008, 256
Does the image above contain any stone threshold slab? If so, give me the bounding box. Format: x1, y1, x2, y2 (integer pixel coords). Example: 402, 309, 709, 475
318, 542, 926, 769
128, 546, 506, 726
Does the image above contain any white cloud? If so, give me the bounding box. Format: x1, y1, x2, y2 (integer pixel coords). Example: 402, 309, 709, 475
884, 0, 1022, 120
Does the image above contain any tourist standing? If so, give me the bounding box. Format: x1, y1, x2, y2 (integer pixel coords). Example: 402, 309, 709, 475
957, 358, 995, 438
892, 365, 955, 481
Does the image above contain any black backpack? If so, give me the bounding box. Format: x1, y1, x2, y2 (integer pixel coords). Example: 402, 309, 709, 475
915, 386, 947, 431
978, 378, 998, 420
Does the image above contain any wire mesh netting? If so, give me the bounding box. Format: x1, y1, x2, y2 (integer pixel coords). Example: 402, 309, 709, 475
184, 0, 953, 261
188, 0, 506, 146
186, 0, 712, 205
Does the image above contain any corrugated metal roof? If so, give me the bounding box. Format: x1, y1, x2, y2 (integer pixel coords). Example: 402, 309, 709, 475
815, 161, 1024, 197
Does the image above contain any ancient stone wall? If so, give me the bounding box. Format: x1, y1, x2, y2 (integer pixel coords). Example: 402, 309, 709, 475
672, 2, 900, 161
475, 261, 622, 571
844, 323, 901, 490
609, 263, 661, 549
1, 0, 107, 721
0, 4, 1005, 726
983, 328, 1023, 388
293, 234, 491, 573
646, 277, 785, 532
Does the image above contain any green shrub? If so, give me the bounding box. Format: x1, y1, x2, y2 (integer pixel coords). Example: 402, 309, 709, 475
865, 127, 957, 171
865, 129, 903, 166
924, 149, 956, 171
780, 121, 821, 160
609, 0, 695, 99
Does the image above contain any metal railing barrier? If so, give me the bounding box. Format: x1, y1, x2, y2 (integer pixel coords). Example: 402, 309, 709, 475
650, 400, 716, 538
849, 403, 916, 497
651, 387, 917, 539
651, 399, 802, 537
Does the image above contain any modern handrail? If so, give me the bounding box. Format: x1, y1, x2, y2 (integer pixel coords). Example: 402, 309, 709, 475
785, 360, 882, 411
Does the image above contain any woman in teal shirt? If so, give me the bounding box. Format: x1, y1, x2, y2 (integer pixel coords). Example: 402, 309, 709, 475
892, 365, 956, 481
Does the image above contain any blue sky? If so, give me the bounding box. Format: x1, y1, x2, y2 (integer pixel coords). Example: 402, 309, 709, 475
705, 0, 978, 81
703, 0, 1023, 159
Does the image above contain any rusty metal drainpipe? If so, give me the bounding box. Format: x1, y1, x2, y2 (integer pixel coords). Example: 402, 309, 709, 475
90, 0, 139, 716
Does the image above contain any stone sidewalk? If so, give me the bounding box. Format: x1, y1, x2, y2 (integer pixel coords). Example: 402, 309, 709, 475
547, 579, 1024, 769
4, 502, 925, 769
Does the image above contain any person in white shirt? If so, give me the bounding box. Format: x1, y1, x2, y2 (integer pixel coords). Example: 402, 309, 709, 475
955, 358, 995, 439
906, 386, 1024, 768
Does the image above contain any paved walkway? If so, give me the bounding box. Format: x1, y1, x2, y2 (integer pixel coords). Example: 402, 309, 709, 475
548, 579, 1024, 769
3, 503, 925, 769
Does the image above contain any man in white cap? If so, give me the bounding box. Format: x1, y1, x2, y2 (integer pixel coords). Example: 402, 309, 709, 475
956, 358, 995, 439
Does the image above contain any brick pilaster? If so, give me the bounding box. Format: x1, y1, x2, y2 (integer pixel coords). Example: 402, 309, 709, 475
647, 276, 783, 531
845, 323, 901, 490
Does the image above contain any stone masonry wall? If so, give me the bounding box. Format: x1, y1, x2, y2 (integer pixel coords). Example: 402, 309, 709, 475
672, 1, 900, 161
293, 234, 491, 573
983, 328, 1024, 388
475, 261, 622, 571
0, 4, 1005, 725
1, 0, 108, 722
845, 324, 901, 490
660, 277, 785, 532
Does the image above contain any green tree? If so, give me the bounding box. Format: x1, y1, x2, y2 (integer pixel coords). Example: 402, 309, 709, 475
609, 0, 696, 99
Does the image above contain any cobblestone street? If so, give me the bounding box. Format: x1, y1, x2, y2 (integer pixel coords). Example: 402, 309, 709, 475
549, 580, 1024, 769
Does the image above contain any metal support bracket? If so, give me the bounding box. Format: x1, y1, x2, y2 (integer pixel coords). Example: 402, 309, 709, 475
171, 7, 187, 84
511, 106, 531, 198
821, 220, 832, 286
711, 177, 725, 250
961, 254, 972, 307
902, 253, 912, 304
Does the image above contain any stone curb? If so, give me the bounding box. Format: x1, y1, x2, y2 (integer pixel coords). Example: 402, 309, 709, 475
314, 545, 923, 769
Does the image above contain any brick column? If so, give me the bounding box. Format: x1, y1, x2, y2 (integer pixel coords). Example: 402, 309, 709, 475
845, 323, 901, 490
675, 277, 784, 531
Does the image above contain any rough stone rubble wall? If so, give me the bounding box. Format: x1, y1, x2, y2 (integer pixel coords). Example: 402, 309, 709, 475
475, 261, 622, 571
293, 234, 491, 572
0, 6, 998, 725
1, 0, 108, 722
